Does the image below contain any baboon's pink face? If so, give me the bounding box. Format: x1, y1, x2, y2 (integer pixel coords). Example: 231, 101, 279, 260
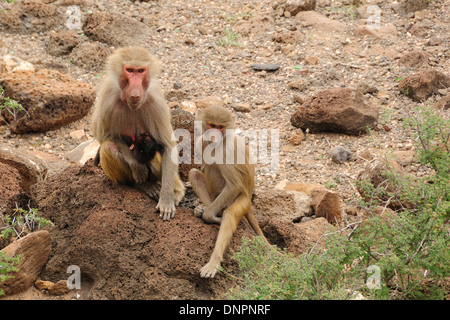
120, 66, 149, 109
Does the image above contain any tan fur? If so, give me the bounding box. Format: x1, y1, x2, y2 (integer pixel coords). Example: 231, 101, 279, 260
92, 46, 185, 220
188, 105, 268, 278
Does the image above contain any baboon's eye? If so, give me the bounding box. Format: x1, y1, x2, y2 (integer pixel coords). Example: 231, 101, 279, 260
126, 68, 134, 73
138, 68, 145, 73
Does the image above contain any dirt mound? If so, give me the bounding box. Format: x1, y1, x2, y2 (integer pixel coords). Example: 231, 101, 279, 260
0, 0, 61, 34
83, 11, 153, 47
28, 160, 256, 299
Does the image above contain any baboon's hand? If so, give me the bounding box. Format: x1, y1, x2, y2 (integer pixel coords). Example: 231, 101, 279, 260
131, 162, 148, 184
200, 259, 220, 278
156, 198, 176, 221
193, 204, 205, 218
202, 208, 222, 224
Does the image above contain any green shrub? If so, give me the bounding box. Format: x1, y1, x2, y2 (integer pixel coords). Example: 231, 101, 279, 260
224, 105, 449, 300
0, 252, 20, 296
1, 207, 54, 240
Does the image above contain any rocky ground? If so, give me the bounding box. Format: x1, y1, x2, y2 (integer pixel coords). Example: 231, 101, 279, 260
1, 0, 448, 204
0, 0, 449, 300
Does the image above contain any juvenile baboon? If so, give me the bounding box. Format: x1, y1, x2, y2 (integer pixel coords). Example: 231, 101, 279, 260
91, 46, 185, 220
189, 105, 268, 278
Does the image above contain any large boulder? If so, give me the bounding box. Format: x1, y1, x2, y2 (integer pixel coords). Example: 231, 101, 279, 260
0, 0, 62, 34
69, 41, 111, 72
399, 69, 450, 102
0, 145, 48, 191
45, 30, 81, 57
0, 69, 95, 133
0, 231, 51, 296
28, 161, 258, 299
252, 189, 312, 223
311, 190, 342, 225
290, 87, 379, 135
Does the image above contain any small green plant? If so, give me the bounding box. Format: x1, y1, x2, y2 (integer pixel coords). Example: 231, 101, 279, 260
217, 29, 243, 47
0, 87, 27, 124
0, 252, 20, 296
378, 107, 393, 125
325, 179, 338, 189
326, 4, 360, 20
1, 206, 54, 240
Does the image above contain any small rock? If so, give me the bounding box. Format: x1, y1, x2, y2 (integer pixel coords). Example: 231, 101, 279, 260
274, 0, 317, 17
393, 0, 428, 16
292, 94, 304, 104
358, 148, 376, 161
0, 55, 35, 74
179, 101, 197, 114
288, 78, 308, 91
436, 95, 450, 110
311, 190, 342, 225
398, 50, 430, 68
48, 280, 70, 296
34, 279, 54, 291
195, 96, 224, 109
272, 30, 302, 44
234, 14, 274, 36
330, 146, 352, 163
282, 182, 325, 196
184, 38, 195, 46
393, 150, 415, 167
67, 139, 100, 166
357, 82, 377, 95
289, 131, 304, 145
355, 21, 398, 39
232, 103, 251, 113
305, 56, 318, 65
69, 129, 85, 140
251, 63, 281, 72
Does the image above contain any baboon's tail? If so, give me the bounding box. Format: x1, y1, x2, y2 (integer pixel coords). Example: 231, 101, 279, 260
245, 210, 269, 244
